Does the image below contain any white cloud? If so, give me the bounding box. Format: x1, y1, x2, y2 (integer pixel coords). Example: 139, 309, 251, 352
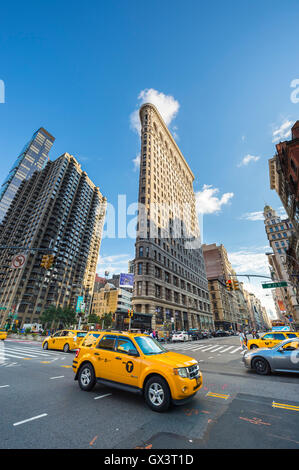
132, 153, 140, 171
228, 247, 276, 317
241, 206, 288, 222
96, 254, 131, 276
272, 119, 293, 143
130, 88, 180, 135
241, 211, 264, 221
195, 184, 234, 215
237, 154, 260, 167
228, 248, 269, 275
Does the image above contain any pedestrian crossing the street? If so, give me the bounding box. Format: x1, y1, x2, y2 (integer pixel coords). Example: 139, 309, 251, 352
0, 342, 67, 366
163, 341, 244, 357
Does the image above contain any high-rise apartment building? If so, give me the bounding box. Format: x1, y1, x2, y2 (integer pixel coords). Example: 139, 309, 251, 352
269, 123, 299, 330
0, 128, 55, 224
132, 103, 212, 331
202, 243, 244, 330
263, 205, 299, 328
0, 153, 106, 328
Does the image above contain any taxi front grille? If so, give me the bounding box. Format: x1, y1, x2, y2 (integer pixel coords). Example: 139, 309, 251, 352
188, 364, 200, 379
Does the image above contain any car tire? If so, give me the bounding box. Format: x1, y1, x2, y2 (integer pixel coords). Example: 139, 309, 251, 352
43, 342, 48, 350
144, 375, 171, 412
252, 357, 270, 375
63, 343, 70, 353
78, 363, 96, 391
250, 344, 258, 350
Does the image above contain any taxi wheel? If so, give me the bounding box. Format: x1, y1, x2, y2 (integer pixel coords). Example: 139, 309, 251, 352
250, 344, 258, 349
63, 343, 70, 353
78, 363, 96, 391
43, 342, 48, 350
252, 357, 270, 375
144, 375, 171, 412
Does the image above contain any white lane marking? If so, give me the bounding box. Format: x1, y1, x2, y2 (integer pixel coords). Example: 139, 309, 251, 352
0, 385, 10, 388
50, 376, 64, 380
2, 348, 37, 357
191, 345, 213, 351
198, 345, 220, 352
13, 414, 48, 426
208, 346, 225, 352
230, 346, 242, 353
0, 352, 26, 359
94, 393, 112, 400
218, 346, 235, 353
5, 346, 61, 356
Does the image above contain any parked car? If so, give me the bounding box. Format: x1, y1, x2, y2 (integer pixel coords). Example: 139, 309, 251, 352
214, 330, 226, 337
187, 330, 203, 340
172, 331, 190, 342
242, 338, 299, 375
202, 330, 212, 339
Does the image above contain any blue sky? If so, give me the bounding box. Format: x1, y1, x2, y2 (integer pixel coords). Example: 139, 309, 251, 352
1, 0, 299, 316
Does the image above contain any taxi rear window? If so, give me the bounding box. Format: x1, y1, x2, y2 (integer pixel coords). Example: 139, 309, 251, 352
286, 333, 296, 338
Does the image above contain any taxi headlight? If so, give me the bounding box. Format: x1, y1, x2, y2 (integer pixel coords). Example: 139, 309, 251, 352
174, 367, 189, 378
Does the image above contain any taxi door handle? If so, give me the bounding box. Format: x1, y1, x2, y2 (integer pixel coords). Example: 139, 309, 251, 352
115, 357, 121, 360
94, 352, 100, 356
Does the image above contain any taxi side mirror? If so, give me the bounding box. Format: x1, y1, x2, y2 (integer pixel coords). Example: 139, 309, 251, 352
278, 347, 284, 353
128, 349, 139, 357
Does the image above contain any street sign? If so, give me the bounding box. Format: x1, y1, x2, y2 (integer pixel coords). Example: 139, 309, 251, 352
262, 281, 288, 289
11, 253, 27, 269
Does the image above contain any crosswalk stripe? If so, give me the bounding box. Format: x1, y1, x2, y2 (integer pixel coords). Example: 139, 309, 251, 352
229, 347, 242, 353
5, 347, 58, 356
1, 348, 38, 357
198, 345, 220, 352
218, 346, 235, 353
207, 346, 225, 352
0, 352, 27, 359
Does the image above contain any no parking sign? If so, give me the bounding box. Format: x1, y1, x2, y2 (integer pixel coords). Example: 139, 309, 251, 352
11, 253, 27, 269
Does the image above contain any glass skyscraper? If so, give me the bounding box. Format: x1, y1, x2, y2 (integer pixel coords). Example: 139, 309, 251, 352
0, 127, 55, 224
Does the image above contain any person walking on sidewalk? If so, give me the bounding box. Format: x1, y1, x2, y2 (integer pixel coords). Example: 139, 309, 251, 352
239, 331, 247, 350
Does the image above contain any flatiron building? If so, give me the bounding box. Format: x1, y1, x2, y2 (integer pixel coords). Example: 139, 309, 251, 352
132, 103, 213, 331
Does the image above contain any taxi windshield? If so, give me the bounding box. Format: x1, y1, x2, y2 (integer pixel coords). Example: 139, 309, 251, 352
135, 336, 166, 355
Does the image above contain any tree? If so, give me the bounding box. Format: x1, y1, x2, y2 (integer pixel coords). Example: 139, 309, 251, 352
101, 312, 113, 329
88, 313, 101, 324
40, 305, 76, 329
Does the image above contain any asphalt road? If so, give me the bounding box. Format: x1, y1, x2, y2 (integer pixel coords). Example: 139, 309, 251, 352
1, 336, 299, 449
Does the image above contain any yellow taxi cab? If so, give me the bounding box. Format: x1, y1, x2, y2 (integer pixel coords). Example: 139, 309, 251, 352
247, 331, 299, 350
0, 329, 7, 340
42, 329, 88, 353
72, 330, 203, 412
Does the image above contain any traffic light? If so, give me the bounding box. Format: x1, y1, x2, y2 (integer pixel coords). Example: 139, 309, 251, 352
128, 309, 134, 318
233, 280, 239, 290
226, 279, 233, 291
41, 255, 49, 268
46, 254, 55, 269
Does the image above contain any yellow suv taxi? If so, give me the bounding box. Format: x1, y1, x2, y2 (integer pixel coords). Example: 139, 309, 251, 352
0, 329, 7, 340
247, 331, 299, 350
73, 330, 203, 412
42, 329, 88, 353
